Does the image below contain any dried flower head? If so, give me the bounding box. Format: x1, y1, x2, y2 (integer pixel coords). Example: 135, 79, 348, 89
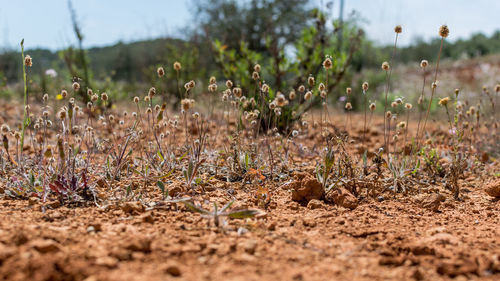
298, 85, 305, 92
208, 83, 217, 92
308, 76, 315, 87
495, 84, 500, 93
405, 103, 413, 109
304, 91, 312, 101
1, 124, 10, 134
385, 111, 392, 119
173, 61, 181, 71
394, 25, 402, 34
420, 60, 428, 68
261, 84, 269, 93
254, 64, 261, 72
320, 90, 327, 98
157, 67, 165, 77
72, 82, 80, 90
209, 76, 216, 84
58, 109, 67, 120
226, 80, 233, 88
439, 25, 449, 38
438, 97, 450, 106
362, 82, 369, 92
346, 87, 352, 95
147, 87, 156, 98
61, 90, 68, 99
381, 61, 390, 71
252, 71, 260, 80
269, 101, 277, 110
289, 90, 296, 100
133, 96, 139, 104
43, 93, 49, 102
87, 89, 93, 96
233, 87, 242, 98
24, 55, 33, 67
431, 81, 438, 89
345, 102, 352, 110
323, 57, 332, 69
101, 92, 108, 101
397, 121, 406, 129
369, 103, 376, 111
317, 83, 325, 92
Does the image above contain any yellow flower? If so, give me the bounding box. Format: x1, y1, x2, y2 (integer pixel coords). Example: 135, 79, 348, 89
438, 97, 450, 106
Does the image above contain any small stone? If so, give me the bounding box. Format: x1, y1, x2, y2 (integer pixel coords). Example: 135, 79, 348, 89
87, 223, 102, 233
484, 180, 500, 198
124, 237, 152, 253
28, 197, 39, 206
140, 212, 154, 224
241, 239, 257, 255
120, 201, 145, 214
95, 256, 118, 268
417, 193, 445, 211
46, 200, 61, 209
31, 239, 61, 253
325, 188, 358, 210
302, 218, 317, 227
307, 199, 323, 209
267, 222, 277, 231
289, 174, 324, 203
165, 263, 182, 277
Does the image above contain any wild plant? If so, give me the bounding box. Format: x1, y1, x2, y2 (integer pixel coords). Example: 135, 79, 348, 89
182, 200, 261, 228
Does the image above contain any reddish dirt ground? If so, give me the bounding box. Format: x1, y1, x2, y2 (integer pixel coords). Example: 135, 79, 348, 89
0, 107, 498, 281
0, 177, 499, 281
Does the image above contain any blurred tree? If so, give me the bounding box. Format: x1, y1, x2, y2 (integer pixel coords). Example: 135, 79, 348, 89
193, 0, 313, 54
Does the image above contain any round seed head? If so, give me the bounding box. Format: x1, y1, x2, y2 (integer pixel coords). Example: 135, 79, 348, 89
420, 60, 428, 68
322, 57, 332, 69
394, 25, 402, 34
173, 61, 181, 71
362, 82, 369, 91
438, 97, 450, 106
304, 91, 312, 101
381, 61, 390, 71
157, 67, 165, 77
439, 25, 449, 38
24, 55, 33, 67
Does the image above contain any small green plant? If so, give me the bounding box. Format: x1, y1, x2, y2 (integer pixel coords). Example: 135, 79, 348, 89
181, 200, 262, 227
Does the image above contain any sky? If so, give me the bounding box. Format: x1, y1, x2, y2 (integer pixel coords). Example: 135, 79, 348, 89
0, 0, 499, 51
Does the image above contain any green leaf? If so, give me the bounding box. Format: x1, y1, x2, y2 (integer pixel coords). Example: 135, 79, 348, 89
157, 181, 165, 194
220, 200, 234, 213
181, 201, 209, 214
226, 209, 260, 219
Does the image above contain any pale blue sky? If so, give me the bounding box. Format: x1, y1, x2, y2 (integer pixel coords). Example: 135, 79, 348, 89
1, 0, 499, 50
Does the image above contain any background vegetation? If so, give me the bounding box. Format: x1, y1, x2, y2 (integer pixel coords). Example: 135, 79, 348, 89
1, 0, 499, 106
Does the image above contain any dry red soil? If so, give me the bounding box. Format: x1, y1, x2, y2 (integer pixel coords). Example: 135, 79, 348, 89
0, 110, 498, 281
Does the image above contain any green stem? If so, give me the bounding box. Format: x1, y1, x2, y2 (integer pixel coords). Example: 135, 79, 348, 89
20, 40, 28, 156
